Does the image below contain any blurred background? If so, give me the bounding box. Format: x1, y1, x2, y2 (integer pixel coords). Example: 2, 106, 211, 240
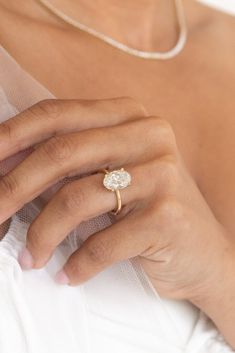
200, 0, 235, 15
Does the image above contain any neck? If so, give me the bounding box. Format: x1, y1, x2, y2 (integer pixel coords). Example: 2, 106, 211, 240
46, 0, 180, 51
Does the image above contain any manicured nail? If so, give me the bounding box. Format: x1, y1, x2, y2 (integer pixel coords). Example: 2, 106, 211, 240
54, 269, 70, 285
18, 247, 34, 270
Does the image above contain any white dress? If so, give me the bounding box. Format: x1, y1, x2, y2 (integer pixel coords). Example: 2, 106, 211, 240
0, 3, 234, 352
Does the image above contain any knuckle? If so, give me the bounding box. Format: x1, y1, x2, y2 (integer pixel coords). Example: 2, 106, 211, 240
118, 96, 148, 118
0, 121, 14, 141
0, 174, 20, 197
147, 116, 172, 130
27, 226, 53, 265
146, 116, 177, 149
157, 156, 179, 190
86, 239, 111, 264
60, 184, 86, 212
158, 197, 184, 224
0, 116, 29, 150
41, 135, 74, 164
30, 99, 62, 120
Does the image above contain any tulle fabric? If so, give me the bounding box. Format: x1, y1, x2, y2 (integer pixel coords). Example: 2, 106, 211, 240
0, 44, 234, 352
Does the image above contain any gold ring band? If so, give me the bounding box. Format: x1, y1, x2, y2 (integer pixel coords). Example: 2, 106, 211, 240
111, 189, 122, 215
98, 168, 131, 215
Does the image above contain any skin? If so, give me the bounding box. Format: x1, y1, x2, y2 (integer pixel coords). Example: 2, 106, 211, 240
0, 0, 235, 347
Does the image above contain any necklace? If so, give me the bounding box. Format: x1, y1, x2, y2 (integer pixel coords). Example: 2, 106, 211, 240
37, 0, 187, 60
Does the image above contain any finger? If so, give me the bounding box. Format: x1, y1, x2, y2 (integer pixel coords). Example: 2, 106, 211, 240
0, 97, 147, 160
0, 117, 169, 225
22, 163, 153, 269
55, 208, 153, 286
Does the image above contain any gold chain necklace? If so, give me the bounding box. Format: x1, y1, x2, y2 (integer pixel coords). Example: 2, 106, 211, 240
37, 0, 187, 60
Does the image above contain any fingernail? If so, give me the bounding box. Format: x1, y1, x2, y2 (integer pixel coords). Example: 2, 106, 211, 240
54, 269, 70, 285
18, 247, 34, 270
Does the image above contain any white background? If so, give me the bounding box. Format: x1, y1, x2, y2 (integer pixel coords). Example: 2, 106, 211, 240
199, 0, 235, 15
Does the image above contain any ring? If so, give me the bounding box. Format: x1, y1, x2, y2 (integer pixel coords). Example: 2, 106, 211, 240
98, 168, 132, 215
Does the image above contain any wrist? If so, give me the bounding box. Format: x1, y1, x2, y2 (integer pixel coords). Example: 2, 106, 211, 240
190, 235, 235, 348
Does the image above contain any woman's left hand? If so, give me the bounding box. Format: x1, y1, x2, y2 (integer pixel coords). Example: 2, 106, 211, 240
0, 97, 233, 304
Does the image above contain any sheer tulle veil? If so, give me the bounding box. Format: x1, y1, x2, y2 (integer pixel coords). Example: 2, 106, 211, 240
0, 44, 232, 352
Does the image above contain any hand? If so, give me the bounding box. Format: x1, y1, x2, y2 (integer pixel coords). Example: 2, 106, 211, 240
0, 98, 232, 302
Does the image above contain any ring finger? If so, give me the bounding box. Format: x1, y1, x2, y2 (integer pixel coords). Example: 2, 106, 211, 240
19, 162, 153, 269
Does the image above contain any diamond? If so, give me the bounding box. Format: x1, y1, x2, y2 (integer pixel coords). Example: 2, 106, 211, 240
103, 168, 131, 191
